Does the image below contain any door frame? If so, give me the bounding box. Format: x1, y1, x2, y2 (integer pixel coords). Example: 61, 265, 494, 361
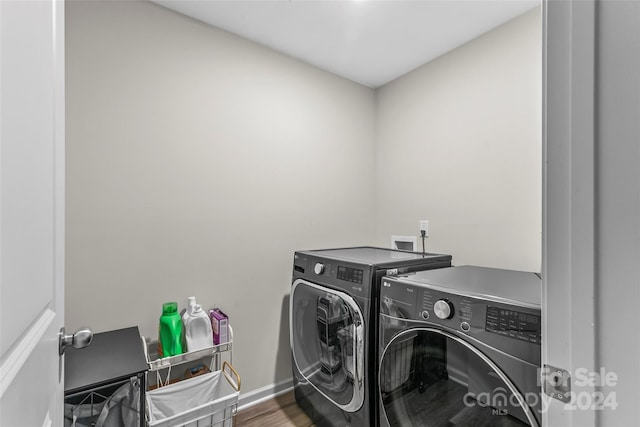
541, 0, 640, 425
542, 0, 598, 425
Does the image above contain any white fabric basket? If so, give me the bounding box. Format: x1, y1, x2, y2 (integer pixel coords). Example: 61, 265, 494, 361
381, 334, 414, 393
146, 363, 240, 427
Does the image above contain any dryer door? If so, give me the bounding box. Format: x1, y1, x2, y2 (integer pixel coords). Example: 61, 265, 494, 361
290, 279, 365, 412
379, 327, 539, 427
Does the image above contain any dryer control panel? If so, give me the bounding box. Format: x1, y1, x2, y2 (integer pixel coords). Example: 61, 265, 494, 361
485, 306, 541, 345
380, 276, 541, 365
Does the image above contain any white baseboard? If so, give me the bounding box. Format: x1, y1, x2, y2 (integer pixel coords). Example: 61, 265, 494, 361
237, 377, 294, 412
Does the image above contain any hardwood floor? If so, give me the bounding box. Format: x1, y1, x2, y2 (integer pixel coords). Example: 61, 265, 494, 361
235, 391, 315, 427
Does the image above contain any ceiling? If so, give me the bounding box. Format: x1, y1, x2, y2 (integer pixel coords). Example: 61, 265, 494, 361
152, 0, 540, 88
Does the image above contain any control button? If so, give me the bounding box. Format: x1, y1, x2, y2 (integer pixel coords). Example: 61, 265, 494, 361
421, 310, 430, 320
434, 299, 454, 320
314, 263, 325, 275
460, 322, 470, 332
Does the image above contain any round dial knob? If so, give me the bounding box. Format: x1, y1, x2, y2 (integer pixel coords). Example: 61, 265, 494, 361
433, 299, 454, 319
314, 263, 325, 275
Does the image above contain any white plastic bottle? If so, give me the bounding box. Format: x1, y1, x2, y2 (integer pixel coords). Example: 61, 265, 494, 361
182, 296, 197, 324
184, 303, 214, 352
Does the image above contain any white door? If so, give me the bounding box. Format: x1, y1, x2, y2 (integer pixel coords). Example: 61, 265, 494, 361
0, 0, 66, 425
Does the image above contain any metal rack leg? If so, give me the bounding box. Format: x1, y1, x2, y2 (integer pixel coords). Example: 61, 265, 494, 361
139, 372, 146, 427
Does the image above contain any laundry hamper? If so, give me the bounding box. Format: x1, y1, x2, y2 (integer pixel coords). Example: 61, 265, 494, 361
64, 378, 140, 427
380, 332, 415, 393
146, 362, 240, 427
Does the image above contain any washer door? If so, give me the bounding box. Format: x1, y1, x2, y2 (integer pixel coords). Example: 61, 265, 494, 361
379, 328, 539, 427
290, 279, 365, 412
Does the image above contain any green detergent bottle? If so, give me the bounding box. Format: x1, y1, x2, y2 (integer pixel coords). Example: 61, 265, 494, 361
158, 302, 184, 358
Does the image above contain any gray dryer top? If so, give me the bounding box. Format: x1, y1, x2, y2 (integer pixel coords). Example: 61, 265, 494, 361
395, 265, 541, 309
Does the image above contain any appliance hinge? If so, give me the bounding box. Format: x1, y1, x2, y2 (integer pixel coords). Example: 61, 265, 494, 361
542, 364, 571, 403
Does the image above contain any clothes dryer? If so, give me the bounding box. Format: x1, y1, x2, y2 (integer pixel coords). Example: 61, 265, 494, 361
378, 266, 542, 427
290, 247, 452, 427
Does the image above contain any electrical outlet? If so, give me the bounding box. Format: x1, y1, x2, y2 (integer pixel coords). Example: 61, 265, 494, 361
419, 220, 429, 237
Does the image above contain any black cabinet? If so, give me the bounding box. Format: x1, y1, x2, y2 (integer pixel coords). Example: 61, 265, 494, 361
64, 326, 148, 427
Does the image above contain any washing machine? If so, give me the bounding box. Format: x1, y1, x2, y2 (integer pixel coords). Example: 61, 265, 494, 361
290, 247, 452, 427
378, 266, 542, 427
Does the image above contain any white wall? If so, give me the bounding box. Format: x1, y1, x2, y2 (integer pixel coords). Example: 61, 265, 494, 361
65, 0, 376, 394
375, 8, 541, 272
65, 0, 542, 400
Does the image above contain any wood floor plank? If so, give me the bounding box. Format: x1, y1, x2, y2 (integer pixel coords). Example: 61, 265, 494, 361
236, 391, 315, 427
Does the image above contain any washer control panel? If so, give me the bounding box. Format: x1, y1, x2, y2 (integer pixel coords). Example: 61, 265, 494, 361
336, 265, 364, 284
293, 253, 372, 297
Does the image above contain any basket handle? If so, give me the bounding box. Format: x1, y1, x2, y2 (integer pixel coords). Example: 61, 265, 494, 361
222, 361, 241, 392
